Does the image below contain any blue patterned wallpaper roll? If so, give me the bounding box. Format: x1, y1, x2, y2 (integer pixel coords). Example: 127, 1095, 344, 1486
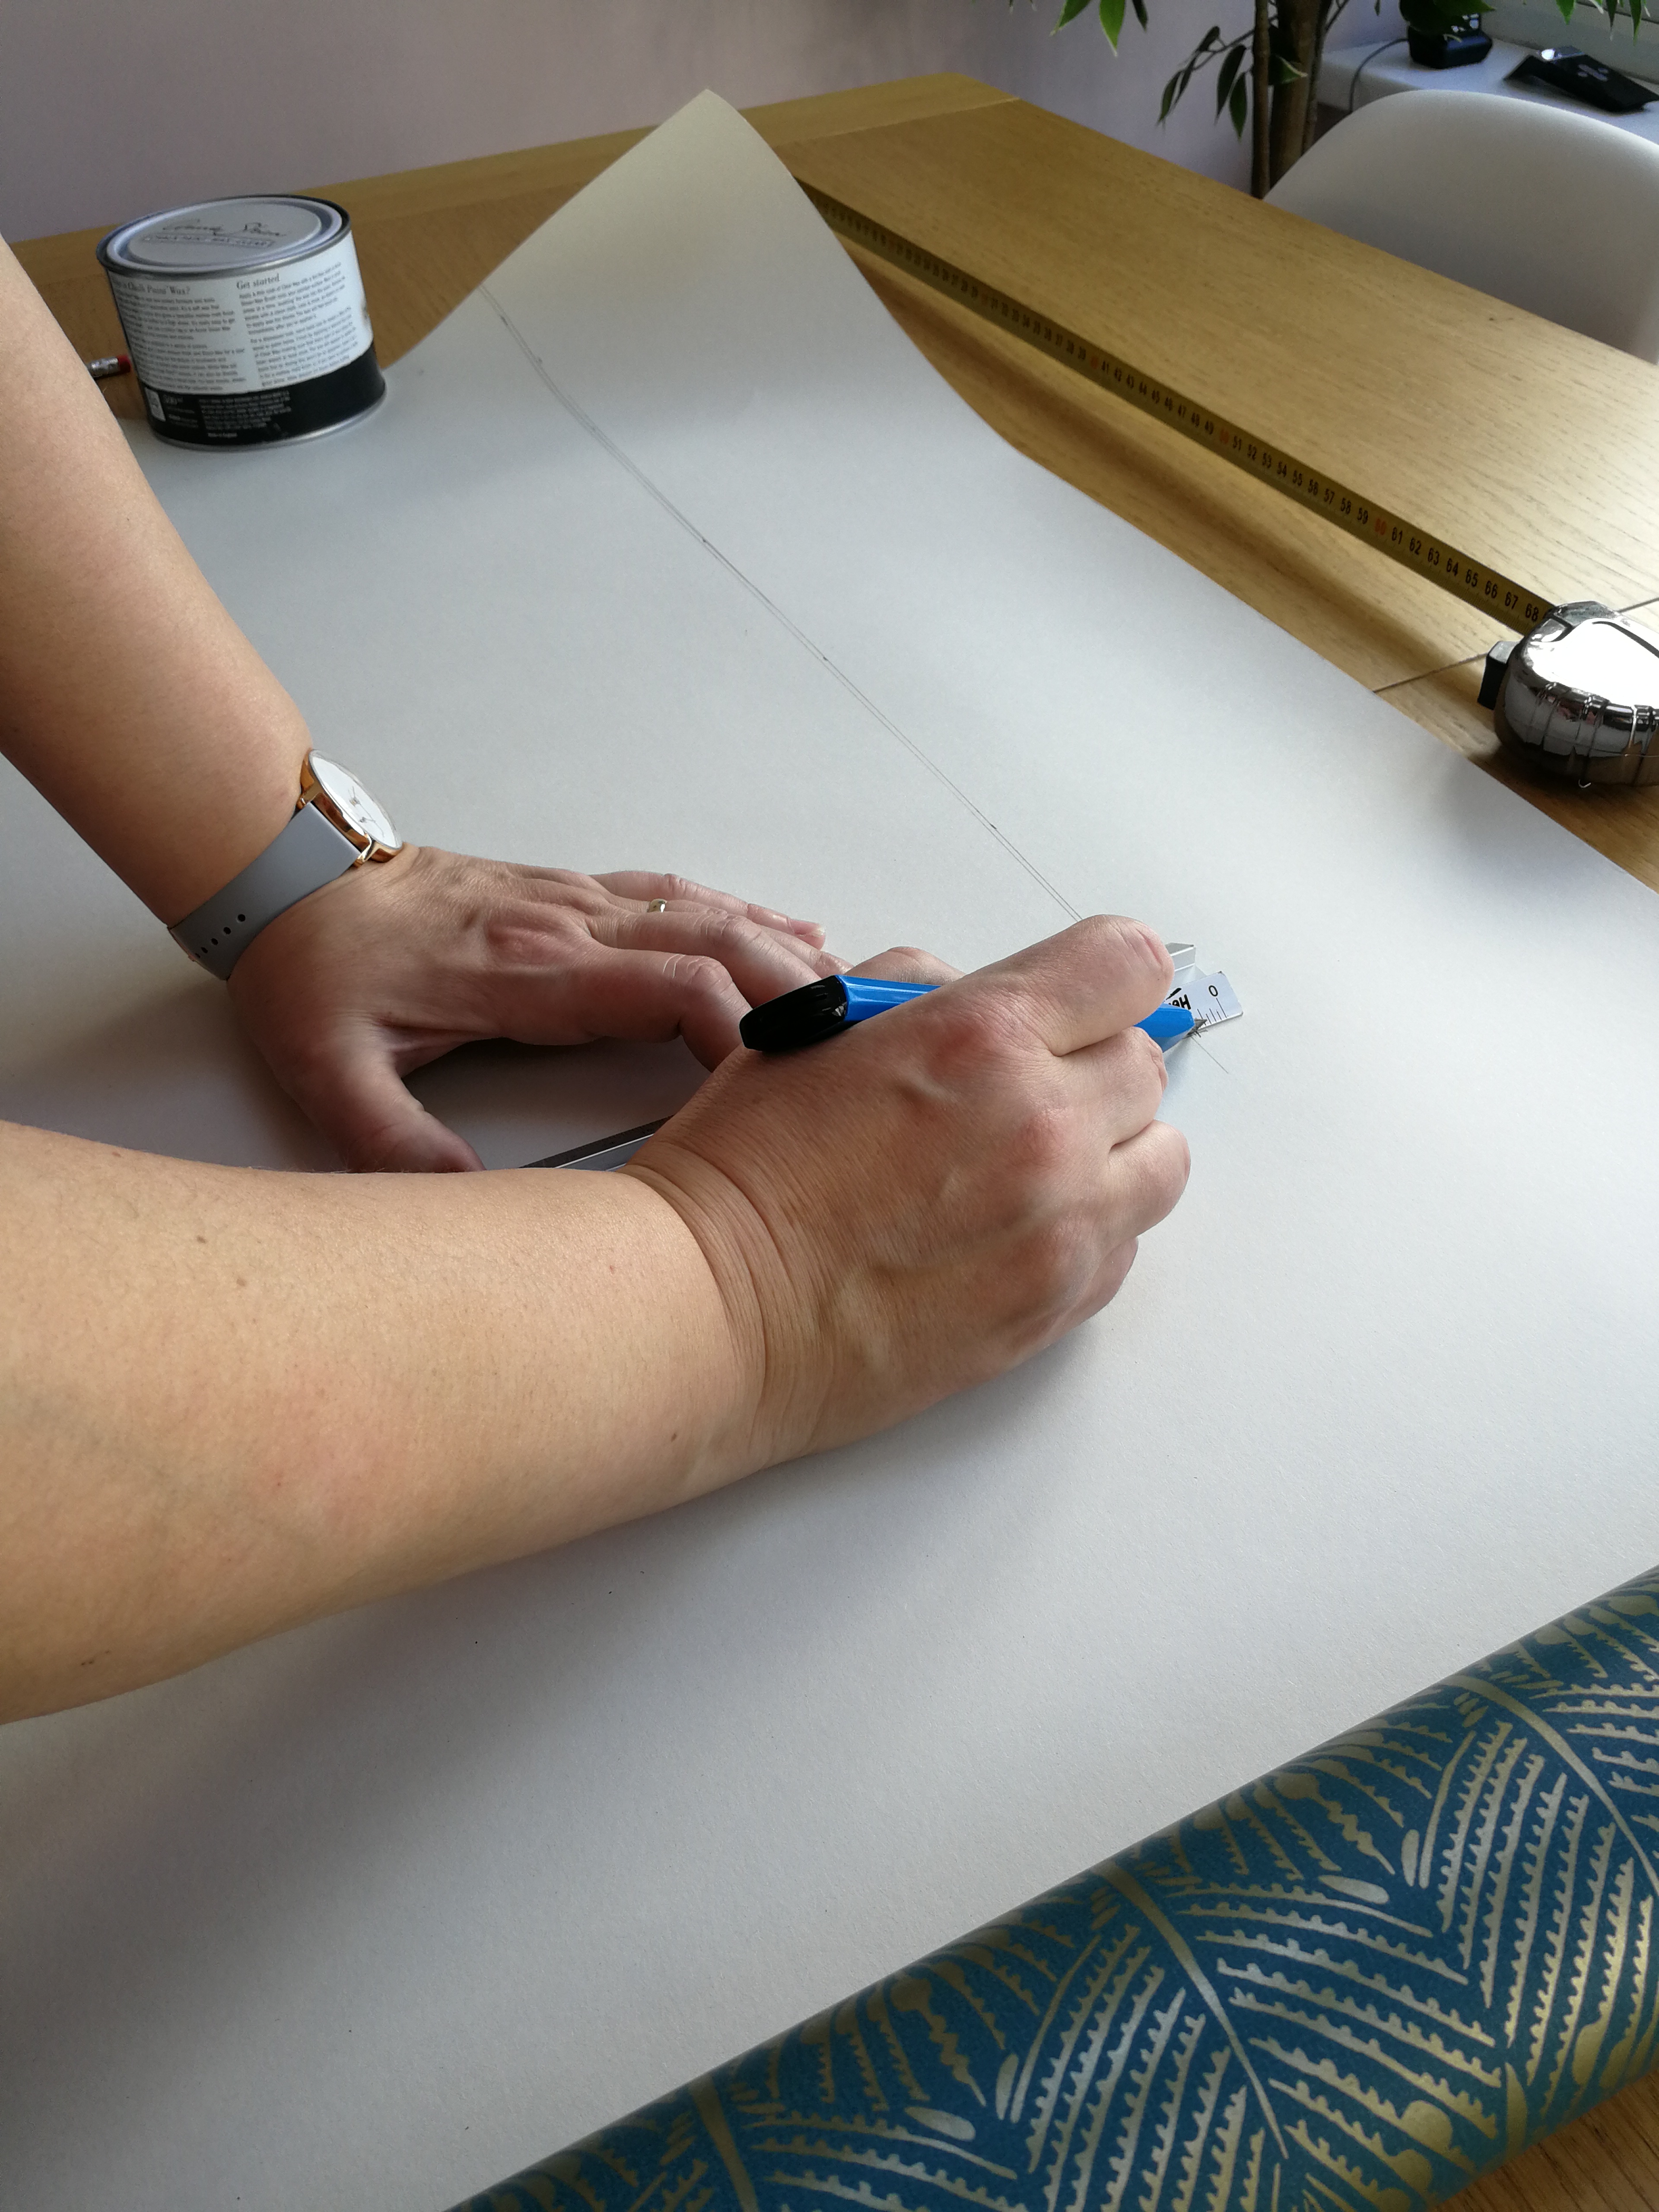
456, 1567, 1659, 2212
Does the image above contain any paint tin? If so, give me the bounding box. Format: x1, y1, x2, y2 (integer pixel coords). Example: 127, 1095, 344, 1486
96, 196, 384, 449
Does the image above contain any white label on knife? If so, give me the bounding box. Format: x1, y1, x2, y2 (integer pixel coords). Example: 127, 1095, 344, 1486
1166, 968, 1242, 1031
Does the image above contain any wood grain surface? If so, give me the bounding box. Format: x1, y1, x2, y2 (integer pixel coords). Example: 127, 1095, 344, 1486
13, 78, 1659, 2206
838, 242, 1506, 690
782, 100, 1659, 638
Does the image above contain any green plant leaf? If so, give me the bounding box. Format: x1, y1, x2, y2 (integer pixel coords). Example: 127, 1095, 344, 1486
1229, 73, 1249, 133
1215, 41, 1245, 112
1055, 0, 1093, 25
1557, 0, 1576, 21
1131, 0, 1148, 26
1158, 25, 1225, 122
1098, 0, 1127, 49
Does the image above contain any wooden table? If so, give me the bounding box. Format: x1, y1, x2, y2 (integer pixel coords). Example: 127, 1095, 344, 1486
15, 71, 1659, 2210
22, 72, 1659, 893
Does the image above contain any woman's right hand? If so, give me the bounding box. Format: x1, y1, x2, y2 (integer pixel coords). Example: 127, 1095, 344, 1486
627, 913, 1192, 1485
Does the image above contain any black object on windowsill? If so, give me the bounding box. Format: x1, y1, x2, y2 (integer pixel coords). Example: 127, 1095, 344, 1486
1510, 45, 1657, 112
1407, 19, 1493, 67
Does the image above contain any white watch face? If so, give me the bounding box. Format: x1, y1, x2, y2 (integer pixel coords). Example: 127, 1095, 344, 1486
307, 753, 399, 849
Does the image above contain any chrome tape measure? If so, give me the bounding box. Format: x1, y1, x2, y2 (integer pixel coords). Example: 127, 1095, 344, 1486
804, 185, 1659, 788
1482, 603, 1659, 787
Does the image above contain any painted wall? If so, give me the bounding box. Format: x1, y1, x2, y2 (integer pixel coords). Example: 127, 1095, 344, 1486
3, 0, 1275, 243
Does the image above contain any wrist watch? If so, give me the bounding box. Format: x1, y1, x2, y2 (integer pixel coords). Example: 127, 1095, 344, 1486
168, 751, 403, 980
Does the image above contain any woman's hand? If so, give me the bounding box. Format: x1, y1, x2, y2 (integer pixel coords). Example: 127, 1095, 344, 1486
0, 911, 1190, 1716
628, 913, 1192, 1478
227, 847, 841, 1172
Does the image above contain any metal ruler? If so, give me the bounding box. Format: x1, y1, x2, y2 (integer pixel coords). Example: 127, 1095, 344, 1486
803, 184, 1555, 635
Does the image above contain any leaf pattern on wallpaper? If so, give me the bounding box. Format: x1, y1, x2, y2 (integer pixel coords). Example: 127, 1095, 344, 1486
458, 1568, 1659, 2212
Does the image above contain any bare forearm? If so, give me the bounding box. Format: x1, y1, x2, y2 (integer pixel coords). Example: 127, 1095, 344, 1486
0, 1121, 750, 1720
0, 238, 305, 919
0, 922, 1192, 1719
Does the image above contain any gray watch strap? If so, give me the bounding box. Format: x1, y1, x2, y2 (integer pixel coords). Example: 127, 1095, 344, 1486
168, 802, 360, 980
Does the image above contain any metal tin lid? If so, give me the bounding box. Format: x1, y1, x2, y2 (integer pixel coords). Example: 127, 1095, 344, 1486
97, 196, 346, 278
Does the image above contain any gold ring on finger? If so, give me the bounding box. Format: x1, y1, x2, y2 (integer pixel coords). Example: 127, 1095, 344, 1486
645, 898, 669, 912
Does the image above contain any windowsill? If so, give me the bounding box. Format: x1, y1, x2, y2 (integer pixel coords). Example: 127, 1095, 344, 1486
1318, 35, 1659, 137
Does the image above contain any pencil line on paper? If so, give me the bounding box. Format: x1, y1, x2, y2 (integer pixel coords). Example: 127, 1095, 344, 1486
480, 284, 1081, 926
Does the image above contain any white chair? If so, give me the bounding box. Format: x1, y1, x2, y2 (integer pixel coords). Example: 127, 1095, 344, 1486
1265, 87, 1659, 360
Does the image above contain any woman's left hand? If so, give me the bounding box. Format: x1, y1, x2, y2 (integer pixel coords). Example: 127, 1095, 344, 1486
227, 846, 840, 1171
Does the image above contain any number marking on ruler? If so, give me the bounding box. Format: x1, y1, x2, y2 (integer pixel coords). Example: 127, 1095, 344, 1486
802, 184, 1554, 633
